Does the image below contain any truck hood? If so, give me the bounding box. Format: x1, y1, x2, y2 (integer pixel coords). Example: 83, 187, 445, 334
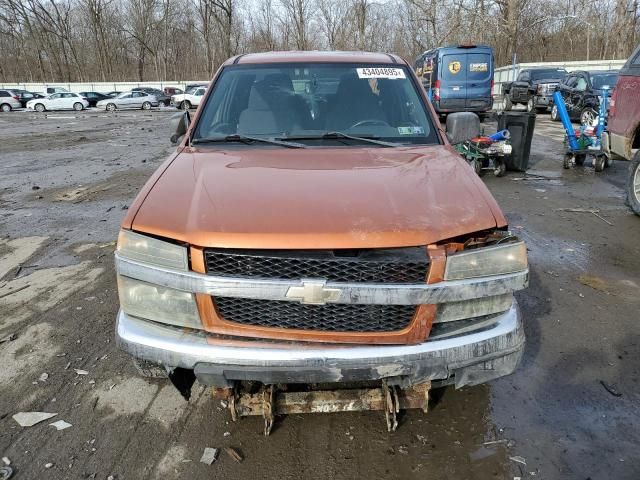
131, 145, 506, 249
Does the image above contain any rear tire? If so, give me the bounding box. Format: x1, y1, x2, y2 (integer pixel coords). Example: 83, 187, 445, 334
0, 103, 11, 112
504, 94, 513, 111
580, 107, 597, 126
627, 151, 640, 216
73, 102, 83, 111
594, 154, 606, 172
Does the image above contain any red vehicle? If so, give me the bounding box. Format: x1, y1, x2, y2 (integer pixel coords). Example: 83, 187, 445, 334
604, 44, 640, 215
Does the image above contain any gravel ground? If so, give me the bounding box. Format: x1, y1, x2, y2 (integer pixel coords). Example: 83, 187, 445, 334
0, 109, 639, 480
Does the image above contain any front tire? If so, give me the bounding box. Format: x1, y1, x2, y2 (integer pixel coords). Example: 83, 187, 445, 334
527, 98, 535, 112
183, 100, 192, 110
627, 151, 640, 216
594, 154, 606, 172
73, 102, 83, 111
106, 103, 116, 112
550, 104, 560, 122
504, 94, 513, 111
142, 101, 151, 110
35, 103, 46, 112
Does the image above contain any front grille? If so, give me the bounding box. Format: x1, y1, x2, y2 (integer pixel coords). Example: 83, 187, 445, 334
214, 297, 416, 332
203, 247, 429, 283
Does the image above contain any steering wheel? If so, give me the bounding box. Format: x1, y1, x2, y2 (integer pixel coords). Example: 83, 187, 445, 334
349, 119, 390, 129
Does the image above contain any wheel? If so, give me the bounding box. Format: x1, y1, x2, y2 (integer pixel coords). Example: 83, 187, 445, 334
594, 154, 605, 172
550, 105, 560, 122
580, 107, 597, 126
527, 98, 535, 112
106, 103, 116, 112
504, 94, 513, 111
142, 101, 151, 110
563, 153, 573, 169
494, 161, 506, 177
183, 100, 192, 110
627, 151, 640, 216
0, 103, 11, 112
575, 154, 586, 166
35, 103, 46, 112
73, 102, 83, 111
469, 158, 482, 175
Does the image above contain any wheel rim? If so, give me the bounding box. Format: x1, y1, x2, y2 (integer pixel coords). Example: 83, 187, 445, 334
1, 105, 9, 112
582, 109, 596, 126
551, 106, 557, 119
107, 104, 115, 111
527, 99, 533, 112
36, 104, 44, 112
143, 102, 150, 110
634, 164, 640, 204
74, 103, 82, 111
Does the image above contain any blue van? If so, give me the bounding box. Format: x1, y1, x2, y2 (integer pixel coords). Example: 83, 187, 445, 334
415, 45, 494, 114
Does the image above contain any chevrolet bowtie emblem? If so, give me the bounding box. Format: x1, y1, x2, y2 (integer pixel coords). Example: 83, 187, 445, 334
285, 280, 342, 305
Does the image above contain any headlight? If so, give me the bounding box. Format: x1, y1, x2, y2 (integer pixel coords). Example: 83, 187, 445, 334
117, 275, 201, 328
444, 241, 527, 281
117, 229, 188, 271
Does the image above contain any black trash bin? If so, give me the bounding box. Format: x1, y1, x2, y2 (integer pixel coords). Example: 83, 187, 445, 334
497, 112, 536, 172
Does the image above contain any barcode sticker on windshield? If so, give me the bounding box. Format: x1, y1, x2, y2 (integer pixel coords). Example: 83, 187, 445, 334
357, 68, 406, 80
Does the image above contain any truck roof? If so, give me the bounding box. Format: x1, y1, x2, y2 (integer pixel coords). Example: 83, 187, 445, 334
223, 51, 403, 66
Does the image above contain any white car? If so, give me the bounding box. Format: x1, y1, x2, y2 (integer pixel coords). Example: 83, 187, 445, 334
0, 90, 22, 112
171, 87, 206, 109
27, 93, 89, 112
96, 91, 159, 111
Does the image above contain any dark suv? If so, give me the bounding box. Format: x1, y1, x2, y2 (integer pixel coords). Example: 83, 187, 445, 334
551, 70, 619, 125
502, 68, 567, 112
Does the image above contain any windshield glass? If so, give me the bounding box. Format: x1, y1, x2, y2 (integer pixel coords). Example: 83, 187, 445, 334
194, 63, 439, 146
531, 69, 566, 81
591, 73, 618, 89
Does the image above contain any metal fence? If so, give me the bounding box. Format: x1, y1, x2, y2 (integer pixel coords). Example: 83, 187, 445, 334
494, 59, 626, 96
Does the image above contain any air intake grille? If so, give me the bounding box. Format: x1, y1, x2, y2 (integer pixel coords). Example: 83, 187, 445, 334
214, 297, 416, 332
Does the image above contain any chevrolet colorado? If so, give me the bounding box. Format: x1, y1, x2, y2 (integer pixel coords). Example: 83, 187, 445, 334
115, 51, 528, 432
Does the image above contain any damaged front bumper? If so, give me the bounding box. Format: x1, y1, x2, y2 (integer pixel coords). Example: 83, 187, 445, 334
116, 299, 525, 389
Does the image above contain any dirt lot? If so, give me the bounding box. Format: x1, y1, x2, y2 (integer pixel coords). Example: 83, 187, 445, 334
1, 110, 639, 480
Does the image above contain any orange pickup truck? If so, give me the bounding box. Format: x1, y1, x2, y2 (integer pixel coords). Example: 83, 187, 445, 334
115, 51, 528, 430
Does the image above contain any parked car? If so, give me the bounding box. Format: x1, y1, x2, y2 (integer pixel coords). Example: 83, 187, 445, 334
79, 91, 111, 107
171, 86, 206, 109
115, 51, 528, 430
131, 87, 171, 106
184, 83, 208, 93
45, 86, 69, 94
551, 70, 619, 125
502, 68, 567, 112
602, 45, 640, 216
106, 91, 122, 98
0, 89, 22, 112
164, 87, 183, 96
414, 44, 494, 115
26, 92, 89, 112
11, 89, 36, 108
96, 91, 159, 111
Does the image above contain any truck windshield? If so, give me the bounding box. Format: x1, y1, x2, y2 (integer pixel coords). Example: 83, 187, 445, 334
193, 63, 439, 146
531, 69, 566, 81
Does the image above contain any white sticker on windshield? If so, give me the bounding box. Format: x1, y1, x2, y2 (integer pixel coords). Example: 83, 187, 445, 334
357, 67, 406, 80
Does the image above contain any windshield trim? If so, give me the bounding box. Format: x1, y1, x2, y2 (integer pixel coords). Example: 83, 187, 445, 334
189, 61, 442, 148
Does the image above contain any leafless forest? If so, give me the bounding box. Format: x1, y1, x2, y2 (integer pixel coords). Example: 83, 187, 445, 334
0, 0, 638, 82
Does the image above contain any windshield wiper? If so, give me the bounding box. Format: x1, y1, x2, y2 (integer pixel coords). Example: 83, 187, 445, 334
279, 132, 401, 147
192, 134, 306, 149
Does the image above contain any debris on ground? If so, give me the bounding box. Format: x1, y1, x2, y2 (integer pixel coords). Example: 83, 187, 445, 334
223, 431, 231, 437
199, 448, 219, 465
509, 455, 527, 466
600, 380, 623, 397
44, 463, 53, 469
556, 207, 613, 226
578, 274, 610, 293
12, 412, 57, 427
39, 373, 49, 382
49, 420, 73, 430
0, 466, 13, 480
397, 445, 409, 455
223, 447, 243, 463
1, 458, 9, 466
0, 333, 17, 344
74, 369, 89, 375
0, 284, 30, 300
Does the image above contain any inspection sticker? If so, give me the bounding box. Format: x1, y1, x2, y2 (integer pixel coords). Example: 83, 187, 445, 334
357, 67, 406, 79
397, 126, 425, 135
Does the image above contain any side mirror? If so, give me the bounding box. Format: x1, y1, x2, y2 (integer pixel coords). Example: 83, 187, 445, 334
445, 112, 480, 145
170, 111, 190, 144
